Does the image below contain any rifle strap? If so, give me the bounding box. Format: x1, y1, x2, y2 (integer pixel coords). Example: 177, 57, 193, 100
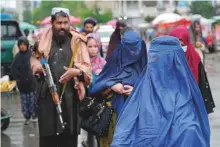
60, 39, 80, 100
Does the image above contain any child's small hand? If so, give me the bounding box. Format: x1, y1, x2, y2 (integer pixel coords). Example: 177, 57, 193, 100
123, 85, 134, 96
111, 83, 124, 94
31, 57, 46, 76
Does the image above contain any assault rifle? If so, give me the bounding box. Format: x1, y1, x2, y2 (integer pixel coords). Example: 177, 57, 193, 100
40, 58, 66, 129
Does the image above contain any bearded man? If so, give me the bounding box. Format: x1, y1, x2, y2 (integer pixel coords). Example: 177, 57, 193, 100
30, 7, 92, 147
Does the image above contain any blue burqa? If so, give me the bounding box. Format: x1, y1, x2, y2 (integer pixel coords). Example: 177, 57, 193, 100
89, 31, 147, 116
111, 36, 210, 147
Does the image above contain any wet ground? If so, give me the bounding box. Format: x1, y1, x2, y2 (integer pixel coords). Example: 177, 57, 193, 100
1, 51, 220, 147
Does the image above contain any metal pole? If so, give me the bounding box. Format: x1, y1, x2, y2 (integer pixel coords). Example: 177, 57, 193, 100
119, 0, 122, 17
17, 0, 23, 22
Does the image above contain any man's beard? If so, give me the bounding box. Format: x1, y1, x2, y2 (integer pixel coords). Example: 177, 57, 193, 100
52, 28, 69, 45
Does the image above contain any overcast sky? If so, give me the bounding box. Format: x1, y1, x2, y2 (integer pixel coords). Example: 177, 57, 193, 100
0, 0, 16, 9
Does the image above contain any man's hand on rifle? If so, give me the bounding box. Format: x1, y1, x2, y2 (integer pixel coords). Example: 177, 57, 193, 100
59, 66, 81, 83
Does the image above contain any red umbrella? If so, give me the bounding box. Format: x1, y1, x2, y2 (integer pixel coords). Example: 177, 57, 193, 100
177, 18, 191, 26
156, 18, 192, 28
40, 15, 81, 26
106, 19, 117, 27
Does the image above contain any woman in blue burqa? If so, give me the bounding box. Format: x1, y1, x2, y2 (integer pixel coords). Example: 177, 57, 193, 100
111, 36, 210, 147
89, 30, 148, 147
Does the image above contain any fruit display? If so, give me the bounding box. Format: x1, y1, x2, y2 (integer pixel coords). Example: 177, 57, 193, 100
0, 81, 16, 92
0, 76, 16, 92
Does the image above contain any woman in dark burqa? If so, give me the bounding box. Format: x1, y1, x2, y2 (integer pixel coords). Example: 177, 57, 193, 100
111, 36, 210, 147
170, 25, 215, 114
90, 31, 147, 147
105, 20, 127, 61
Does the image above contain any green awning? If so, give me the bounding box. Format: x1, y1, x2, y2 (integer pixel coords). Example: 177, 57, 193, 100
19, 22, 37, 31
212, 16, 220, 21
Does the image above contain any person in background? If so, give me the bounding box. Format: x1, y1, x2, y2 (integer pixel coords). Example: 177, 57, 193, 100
32, 40, 43, 85
80, 33, 107, 147
205, 31, 215, 53
11, 36, 38, 125
90, 31, 148, 147
24, 29, 30, 37
111, 36, 210, 147
87, 34, 107, 86
170, 25, 215, 114
32, 40, 40, 59
81, 18, 104, 57
105, 20, 127, 61
190, 20, 203, 46
81, 17, 97, 36
93, 24, 100, 33
120, 27, 133, 38
86, 32, 104, 58
13, 29, 35, 57
189, 20, 206, 64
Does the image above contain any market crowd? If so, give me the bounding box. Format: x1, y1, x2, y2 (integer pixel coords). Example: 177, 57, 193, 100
11, 7, 215, 147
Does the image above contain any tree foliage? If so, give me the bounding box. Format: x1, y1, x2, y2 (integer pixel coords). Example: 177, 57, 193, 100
189, 1, 214, 18
32, 1, 63, 22
80, 8, 112, 24
22, 1, 32, 22
31, 1, 112, 25
23, 10, 32, 23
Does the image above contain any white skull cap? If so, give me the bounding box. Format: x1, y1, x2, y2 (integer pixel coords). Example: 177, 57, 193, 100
51, 7, 70, 15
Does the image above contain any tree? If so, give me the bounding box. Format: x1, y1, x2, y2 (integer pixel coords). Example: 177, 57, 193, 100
23, 1, 32, 23
23, 10, 32, 23
32, 1, 112, 25
32, 1, 59, 23
61, 1, 86, 16
98, 11, 112, 23
80, 8, 112, 24
190, 1, 214, 18
31, 1, 90, 25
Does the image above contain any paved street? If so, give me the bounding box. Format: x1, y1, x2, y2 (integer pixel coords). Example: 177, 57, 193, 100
206, 51, 220, 147
1, 51, 220, 147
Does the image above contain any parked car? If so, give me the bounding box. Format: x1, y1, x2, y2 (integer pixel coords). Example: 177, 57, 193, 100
97, 25, 114, 57
1, 19, 23, 77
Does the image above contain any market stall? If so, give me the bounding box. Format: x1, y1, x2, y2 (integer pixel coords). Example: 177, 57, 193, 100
0, 76, 17, 131
152, 13, 191, 36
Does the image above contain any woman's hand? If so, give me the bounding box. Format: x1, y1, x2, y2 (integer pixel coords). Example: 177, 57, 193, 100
111, 83, 124, 94
123, 85, 134, 96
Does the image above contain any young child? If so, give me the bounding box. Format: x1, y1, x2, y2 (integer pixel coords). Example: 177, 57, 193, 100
11, 36, 38, 125
80, 33, 106, 147
87, 33, 106, 84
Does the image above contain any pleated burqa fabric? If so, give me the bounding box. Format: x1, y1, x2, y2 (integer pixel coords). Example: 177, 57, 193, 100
111, 36, 210, 147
